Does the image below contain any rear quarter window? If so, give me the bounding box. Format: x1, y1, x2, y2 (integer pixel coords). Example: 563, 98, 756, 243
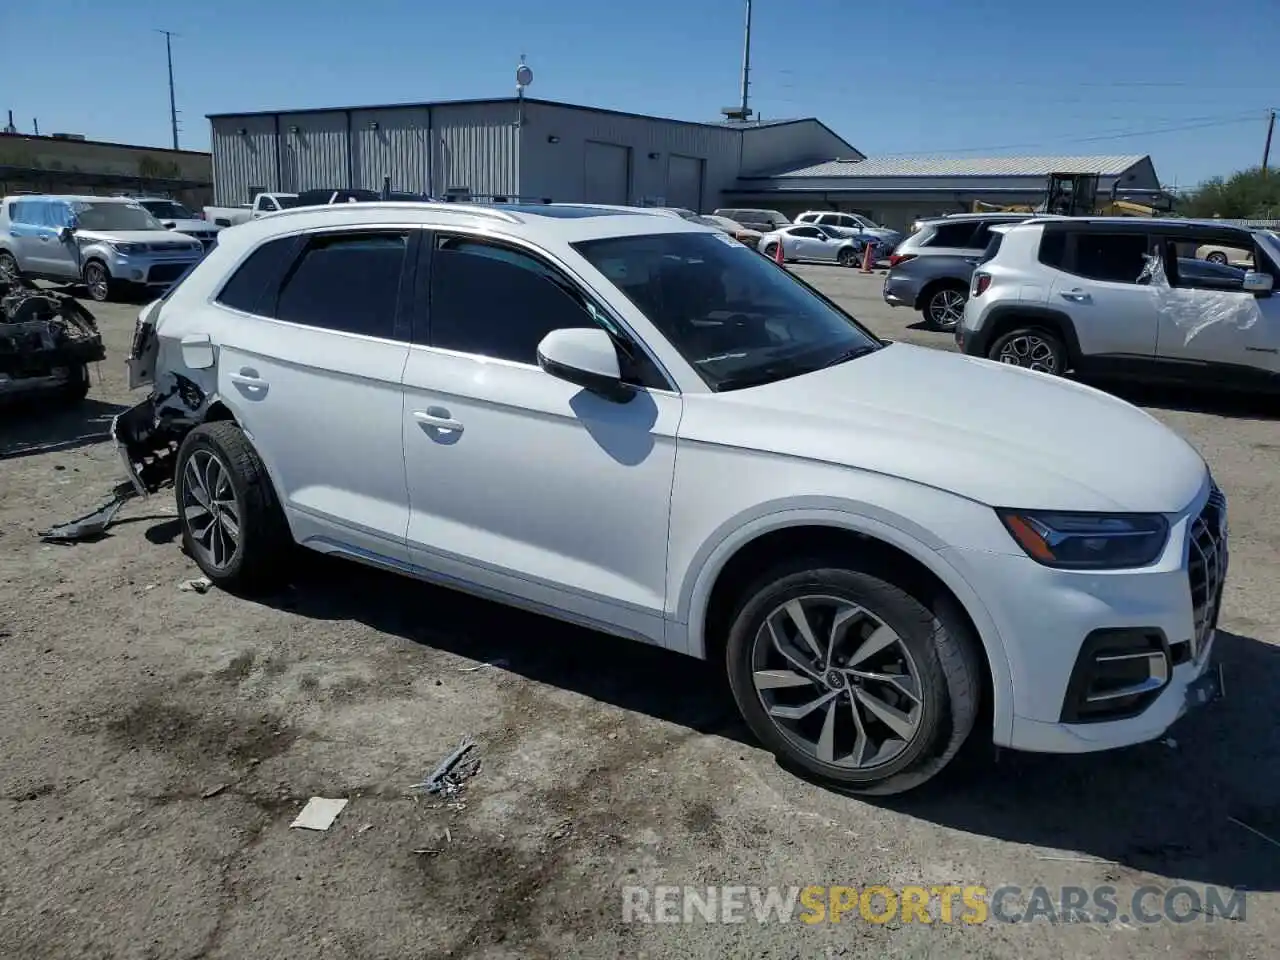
1038, 228, 1067, 268
926, 221, 980, 248
978, 232, 1004, 264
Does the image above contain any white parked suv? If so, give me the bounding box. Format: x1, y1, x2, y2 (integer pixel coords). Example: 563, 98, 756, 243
960, 217, 1280, 389
113, 201, 1228, 795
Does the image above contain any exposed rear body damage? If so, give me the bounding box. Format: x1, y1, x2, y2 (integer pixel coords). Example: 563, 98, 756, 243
0, 279, 105, 397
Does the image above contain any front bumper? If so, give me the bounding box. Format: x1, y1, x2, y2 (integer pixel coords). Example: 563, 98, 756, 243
105, 253, 202, 287
947, 483, 1227, 753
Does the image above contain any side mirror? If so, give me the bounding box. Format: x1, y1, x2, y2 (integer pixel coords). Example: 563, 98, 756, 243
57, 226, 74, 242
537, 327, 633, 403
1243, 271, 1274, 296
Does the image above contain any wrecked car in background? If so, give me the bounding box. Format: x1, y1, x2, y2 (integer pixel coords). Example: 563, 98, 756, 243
0, 278, 104, 403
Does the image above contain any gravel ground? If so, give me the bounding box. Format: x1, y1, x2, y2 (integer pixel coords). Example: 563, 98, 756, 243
0, 267, 1276, 960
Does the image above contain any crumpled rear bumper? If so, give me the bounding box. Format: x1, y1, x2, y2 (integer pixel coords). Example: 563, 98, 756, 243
112, 396, 179, 495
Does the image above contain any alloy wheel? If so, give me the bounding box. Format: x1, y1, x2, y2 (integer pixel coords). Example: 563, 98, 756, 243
84, 264, 109, 301
750, 595, 924, 769
182, 450, 242, 571
0, 253, 18, 282
1205, 251, 1228, 265
996, 334, 1060, 373
928, 289, 966, 329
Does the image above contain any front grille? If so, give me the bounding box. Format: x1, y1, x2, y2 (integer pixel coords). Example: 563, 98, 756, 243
146, 262, 189, 284
1187, 485, 1228, 661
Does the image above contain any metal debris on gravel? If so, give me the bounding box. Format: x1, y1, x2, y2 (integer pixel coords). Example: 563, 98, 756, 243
411, 736, 481, 800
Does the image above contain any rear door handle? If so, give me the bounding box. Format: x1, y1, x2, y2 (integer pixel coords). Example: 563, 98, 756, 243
229, 373, 265, 386
1060, 289, 1092, 303
413, 409, 465, 433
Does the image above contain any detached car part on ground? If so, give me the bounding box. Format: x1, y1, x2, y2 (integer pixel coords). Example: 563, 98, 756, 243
109, 200, 1227, 797
0, 278, 104, 402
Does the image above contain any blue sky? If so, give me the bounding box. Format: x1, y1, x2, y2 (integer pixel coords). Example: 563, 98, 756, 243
7, 0, 1278, 188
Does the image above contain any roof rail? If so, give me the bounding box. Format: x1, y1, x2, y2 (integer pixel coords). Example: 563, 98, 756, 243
263, 200, 525, 225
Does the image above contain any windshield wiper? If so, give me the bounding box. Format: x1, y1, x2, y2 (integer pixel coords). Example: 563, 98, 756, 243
815, 344, 881, 370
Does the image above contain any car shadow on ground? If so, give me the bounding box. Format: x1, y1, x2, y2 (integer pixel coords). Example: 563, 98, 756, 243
0, 392, 128, 460
877, 628, 1280, 892
193, 539, 1280, 892
211, 548, 747, 742
1085, 379, 1280, 421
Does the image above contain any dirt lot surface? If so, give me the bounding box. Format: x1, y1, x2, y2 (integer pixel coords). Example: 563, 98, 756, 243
1, 268, 1277, 959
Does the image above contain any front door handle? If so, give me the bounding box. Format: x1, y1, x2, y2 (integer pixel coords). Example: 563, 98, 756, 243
1060, 289, 1092, 303
229, 373, 266, 387
413, 409, 465, 433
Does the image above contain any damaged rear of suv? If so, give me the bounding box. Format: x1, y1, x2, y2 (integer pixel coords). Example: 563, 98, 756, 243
0, 278, 104, 403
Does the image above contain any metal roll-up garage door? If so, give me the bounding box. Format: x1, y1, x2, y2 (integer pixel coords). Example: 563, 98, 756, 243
584, 141, 631, 205
666, 154, 705, 212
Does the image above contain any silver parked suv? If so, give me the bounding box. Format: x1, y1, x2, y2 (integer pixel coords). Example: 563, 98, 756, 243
0, 195, 205, 302
960, 217, 1280, 389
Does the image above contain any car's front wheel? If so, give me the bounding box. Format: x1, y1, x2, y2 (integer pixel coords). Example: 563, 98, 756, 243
837, 248, 856, 268
1205, 251, 1229, 265
725, 559, 981, 795
82, 261, 113, 302
175, 421, 291, 593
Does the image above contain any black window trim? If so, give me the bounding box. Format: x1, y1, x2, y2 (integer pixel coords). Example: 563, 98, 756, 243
413, 227, 679, 393
210, 225, 420, 343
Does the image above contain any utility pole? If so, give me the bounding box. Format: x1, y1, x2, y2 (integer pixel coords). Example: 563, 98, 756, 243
1263, 109, 1276, 177
157, 29, 180, 150
739, 0, 753, 121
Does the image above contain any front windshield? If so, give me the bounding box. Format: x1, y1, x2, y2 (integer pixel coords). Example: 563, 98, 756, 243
142, 200, 194, 219
853, 214, 882, 229
574, 231, 883, 392
71, 202, 164, 232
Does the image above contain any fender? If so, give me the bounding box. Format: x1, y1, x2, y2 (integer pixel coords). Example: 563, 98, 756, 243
674, 501, 1016, 745
967, 303, 1082, 361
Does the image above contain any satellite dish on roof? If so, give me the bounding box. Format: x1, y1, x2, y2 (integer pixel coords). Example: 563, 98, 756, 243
516, 56, 533, 90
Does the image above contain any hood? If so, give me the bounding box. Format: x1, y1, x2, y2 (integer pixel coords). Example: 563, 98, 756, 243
75, 229, 200, 245
686, 343, 1206, 513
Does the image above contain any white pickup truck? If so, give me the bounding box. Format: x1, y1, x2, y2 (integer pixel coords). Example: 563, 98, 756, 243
202, 192, 299, 228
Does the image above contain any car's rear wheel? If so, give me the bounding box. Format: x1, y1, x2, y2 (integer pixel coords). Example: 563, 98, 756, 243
82, 261, 113, 302
924, 285, 967, 330
987, 326, 1066, 375
725, 559, 982, 795
1205, 251, 1229, 265
175, 421, 291, 593
837, 248, 856, 268
0, 251, 20, 283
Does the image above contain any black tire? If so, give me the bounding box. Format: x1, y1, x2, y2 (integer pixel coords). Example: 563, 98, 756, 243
764, 243, 784, 263
725, 558, 982, 796
1205, 251, 1229, 265
58, 364, 91, 404
82, 260, 113, 302
986, 325, 1067, 375
837, 248, 856, 268
174, 421, 292, 593
0, 251, 20, 283
923, 284, 968, 331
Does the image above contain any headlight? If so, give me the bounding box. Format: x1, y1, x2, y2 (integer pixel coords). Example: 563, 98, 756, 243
997, 509, 1169, 569
110, 241, 145, 254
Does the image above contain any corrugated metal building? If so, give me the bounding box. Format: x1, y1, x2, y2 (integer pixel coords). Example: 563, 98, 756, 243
207, 98, 861, 211
728, 154, 1164, 230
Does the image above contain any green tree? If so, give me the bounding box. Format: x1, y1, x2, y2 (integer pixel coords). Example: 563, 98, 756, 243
1180, 167, 1280, 219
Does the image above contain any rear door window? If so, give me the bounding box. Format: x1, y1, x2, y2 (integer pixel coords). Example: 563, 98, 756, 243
270, 231, 410, 338
1069, 232, 1151, 284
925, 221, 980, 248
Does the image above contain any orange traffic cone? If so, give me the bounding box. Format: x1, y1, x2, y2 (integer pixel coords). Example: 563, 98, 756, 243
773, 240, 785, 267
859, 241, 874, 273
